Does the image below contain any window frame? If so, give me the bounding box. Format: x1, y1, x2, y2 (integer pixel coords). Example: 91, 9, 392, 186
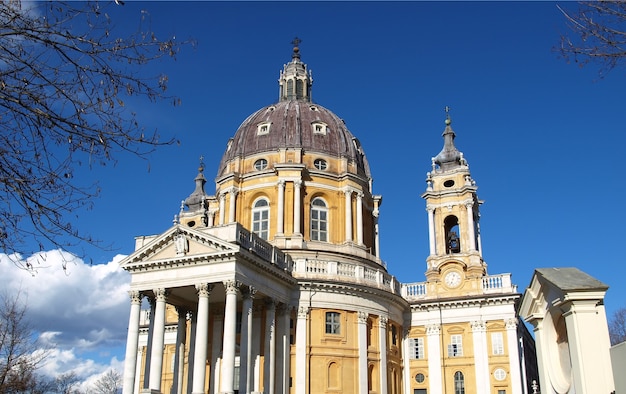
251, 198, 270, 240
254, 158, 268, 171
314, 158, 328, 170
257, 122, 271, 135
448, 334, 463, 357
310, 197, 329, 242
325, 311, 341, 335
492, 332, 505, 355
454, 371, 465, 394
409, 337, 425, 359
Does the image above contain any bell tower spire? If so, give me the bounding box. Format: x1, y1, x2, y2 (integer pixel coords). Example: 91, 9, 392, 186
422, 109, 486, 293
278, 37, 313, 102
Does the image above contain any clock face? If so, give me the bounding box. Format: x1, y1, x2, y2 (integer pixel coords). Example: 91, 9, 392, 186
445, 271, 462, 288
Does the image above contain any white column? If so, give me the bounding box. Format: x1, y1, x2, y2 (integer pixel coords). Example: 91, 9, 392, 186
476, 222, 483, 254
277, 304, 291, 394
173, 306, 187, 394
277, 180, 285, 234
466, 203, 476, 251
187, 311, 197, 392
373, 209, 380, 258
356, 192, 364, 245
264, 300, 276, 394
505, 318, 523, 394
357, 312, 368, 394
228, 188, 238, 223
210, 313, 224, 394
295, 306, 308, 394
240, 288, 256, 394
251, 307, 263, 393
134, 348, 143, 394
192, 284, 212, 394
378, 317, 388, 394
122, 290, 142, 394
148, 288, 167, 392
208, 209, 215, 227
402, 327, 411, 394
427, 324, 443, 394
344, 190, 352, 242
143, 298, 156, 389
219, 193, 226, 225
221, 280, 240, 394
471, 320, 490, 394
293, 180, 302, 235
427, 207, 436, 256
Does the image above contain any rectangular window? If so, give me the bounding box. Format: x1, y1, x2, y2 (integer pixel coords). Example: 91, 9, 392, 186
497, 391, 506, 394
409, 337, 425, 359
325, 311, 340, 334
492, 332, 504, 355
448, 334, 463, 357
414, 390, 427, 394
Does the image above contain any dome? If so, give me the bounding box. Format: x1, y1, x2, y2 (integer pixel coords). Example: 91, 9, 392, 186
217, 42, 370, 180
217, 100, 371, 178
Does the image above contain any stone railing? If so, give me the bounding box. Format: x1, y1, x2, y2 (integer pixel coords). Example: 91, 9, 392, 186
482, 273, 517, 293
401, 273, 517, 301
401, 282, 428, 299
292, 259, 401, 294
233, 224, 293, 272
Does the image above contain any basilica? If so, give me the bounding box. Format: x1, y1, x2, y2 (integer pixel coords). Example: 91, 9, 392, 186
119, 43, 538, 394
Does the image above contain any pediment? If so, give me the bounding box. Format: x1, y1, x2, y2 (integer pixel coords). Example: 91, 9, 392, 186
119, 225, 239, 269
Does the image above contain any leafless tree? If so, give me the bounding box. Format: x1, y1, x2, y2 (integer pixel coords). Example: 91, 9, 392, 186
609, 306, 626, 345
0, 291, 49, 392
91, 369, 122, 394
0, 1, 186, 269
558, 1, 626, 76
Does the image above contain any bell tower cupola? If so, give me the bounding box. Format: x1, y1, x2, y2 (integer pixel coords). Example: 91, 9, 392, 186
178, 157, 210, 229
422, 108, 486, 288
278, 37, 313, 102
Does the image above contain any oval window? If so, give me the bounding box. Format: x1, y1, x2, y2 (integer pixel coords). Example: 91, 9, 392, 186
314, 159, 328, 170
254, 159, 268, 171
444, 179, 455, 187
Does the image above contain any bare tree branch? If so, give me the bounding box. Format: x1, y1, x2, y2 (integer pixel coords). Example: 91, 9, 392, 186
558, 1, 626, 76
0, 1, 188, 269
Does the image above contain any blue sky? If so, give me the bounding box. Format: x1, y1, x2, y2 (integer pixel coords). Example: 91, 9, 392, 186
3, 1, 626, 384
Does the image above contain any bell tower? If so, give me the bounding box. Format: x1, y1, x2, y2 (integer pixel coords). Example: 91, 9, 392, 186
421, 109, 486, 294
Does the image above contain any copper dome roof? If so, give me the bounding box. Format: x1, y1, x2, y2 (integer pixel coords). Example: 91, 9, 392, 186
217, 100, 370, 178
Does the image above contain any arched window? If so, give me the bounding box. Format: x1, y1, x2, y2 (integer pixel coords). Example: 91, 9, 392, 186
252, 198, 270, 240
454, 371, 465, 394
311, 197, 328, 242
444, 215, 461, 254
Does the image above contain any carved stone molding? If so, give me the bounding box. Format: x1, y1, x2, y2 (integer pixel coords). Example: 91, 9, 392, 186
471, 320, 487, 332
242, 286, 257, 299
505, 317, 518, 330
298, 306, 309, 319
426, 324, 441, 335
153, 288, 167, 302
128, 290, 143, 304
357, 311, 368, 324
223, 280, 241, 295
195, 283, 213, 298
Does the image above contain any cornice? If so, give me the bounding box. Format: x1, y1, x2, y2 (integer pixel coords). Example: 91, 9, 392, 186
408, 293, 520, 312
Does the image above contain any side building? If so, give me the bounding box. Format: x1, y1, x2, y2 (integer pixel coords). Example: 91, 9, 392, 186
119, 44, 537, 394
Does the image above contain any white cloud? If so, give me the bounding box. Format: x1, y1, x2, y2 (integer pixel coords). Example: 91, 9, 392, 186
0, 250, 130, 384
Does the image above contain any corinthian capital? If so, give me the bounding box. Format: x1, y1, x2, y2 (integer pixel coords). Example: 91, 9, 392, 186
223, 280, 241, 295
153, 288, 167, 302
195, 283, 213, 298
128, 290, 143, 304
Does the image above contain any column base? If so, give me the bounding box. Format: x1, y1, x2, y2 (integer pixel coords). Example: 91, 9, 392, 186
140, 390, 162, 394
